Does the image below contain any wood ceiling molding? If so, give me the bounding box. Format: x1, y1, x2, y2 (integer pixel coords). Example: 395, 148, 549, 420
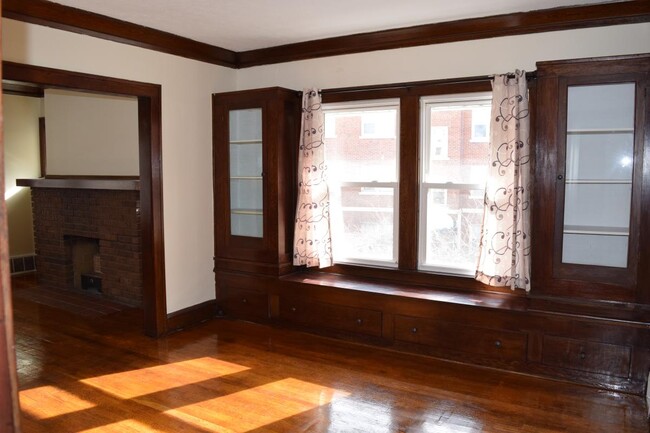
237, 1, 650, 67
2, 1, 649, 69
2, 0, 238, 68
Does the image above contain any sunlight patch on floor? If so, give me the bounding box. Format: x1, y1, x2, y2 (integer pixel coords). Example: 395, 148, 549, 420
20, 385, 96, 420
164, 377, 350, 433
81, 357, 249, 399
78, 419, 167, 433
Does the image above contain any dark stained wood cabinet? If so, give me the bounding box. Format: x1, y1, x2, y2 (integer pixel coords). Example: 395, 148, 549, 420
533, 54, 650, 303
212, 87, 300, 277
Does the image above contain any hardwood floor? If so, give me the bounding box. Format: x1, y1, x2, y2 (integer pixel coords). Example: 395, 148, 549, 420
11, 275, 649, 432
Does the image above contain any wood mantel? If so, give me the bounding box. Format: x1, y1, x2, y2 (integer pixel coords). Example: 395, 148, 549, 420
17, 176, 140, 191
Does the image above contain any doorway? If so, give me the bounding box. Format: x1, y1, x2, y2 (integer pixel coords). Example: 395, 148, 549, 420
3, 61, 167, 337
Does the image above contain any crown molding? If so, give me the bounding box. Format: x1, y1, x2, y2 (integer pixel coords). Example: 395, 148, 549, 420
2, 0, 238, 68
237, 1, 650, 67
3, 1, 649, 70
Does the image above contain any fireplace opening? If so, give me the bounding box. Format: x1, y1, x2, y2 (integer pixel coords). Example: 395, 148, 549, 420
66, 236, 102, 293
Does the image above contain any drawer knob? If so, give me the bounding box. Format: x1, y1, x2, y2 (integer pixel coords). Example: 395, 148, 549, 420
356, 318, 363, 325
291, 306, 297, 312
242, 298, 248, 304
411, 327, 418, 334
494, 340, 502, 348
579, 352, 586, 360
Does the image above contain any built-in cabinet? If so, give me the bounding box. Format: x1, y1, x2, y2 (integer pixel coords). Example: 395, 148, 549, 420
212, 55, 650, 396
212, 87, 300, 276
534, 55, 649, 302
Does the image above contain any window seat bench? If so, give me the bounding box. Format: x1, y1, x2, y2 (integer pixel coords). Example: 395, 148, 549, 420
215, 269, 650, 395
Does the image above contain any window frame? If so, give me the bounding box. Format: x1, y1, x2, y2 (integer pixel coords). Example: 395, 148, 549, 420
322, 99, 401, 268
418, 92, 492, 277
317, 79, 497, 293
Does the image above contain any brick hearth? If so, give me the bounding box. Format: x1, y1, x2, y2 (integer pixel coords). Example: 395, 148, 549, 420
30, 187, 142, 306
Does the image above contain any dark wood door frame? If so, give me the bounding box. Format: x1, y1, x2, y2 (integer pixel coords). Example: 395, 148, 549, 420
2, 61, 167, 337
1, 3, 23, 429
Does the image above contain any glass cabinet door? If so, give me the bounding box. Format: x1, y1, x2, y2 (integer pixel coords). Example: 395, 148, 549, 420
229, 108, 263, 238
561, 83, 635, 268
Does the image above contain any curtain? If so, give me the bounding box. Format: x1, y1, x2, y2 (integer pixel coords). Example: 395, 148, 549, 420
293, 89, 333, 268
475, 71, 531, 291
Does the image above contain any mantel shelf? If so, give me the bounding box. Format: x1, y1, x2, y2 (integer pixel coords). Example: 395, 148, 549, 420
16, 177, 140, 191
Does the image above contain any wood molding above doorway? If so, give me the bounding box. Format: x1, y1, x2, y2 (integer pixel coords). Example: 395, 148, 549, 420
2, 61, 167, 337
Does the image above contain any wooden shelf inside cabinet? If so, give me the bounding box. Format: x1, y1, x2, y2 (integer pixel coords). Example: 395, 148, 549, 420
563, 225, 629, 236
213, 87, 301, 276
566, 128, 634, 135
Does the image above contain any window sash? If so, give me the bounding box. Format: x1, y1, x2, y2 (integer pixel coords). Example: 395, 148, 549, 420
418, 93, 491, 276
330, 181, 399, 268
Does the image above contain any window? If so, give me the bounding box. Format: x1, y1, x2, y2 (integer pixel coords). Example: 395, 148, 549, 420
360, 110, 397, 139
470, 106, 491, 142
419, 93, 491, 275
323, 100, 399, 267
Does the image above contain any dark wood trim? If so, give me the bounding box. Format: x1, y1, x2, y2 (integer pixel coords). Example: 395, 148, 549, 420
398, 95, 418, 270
166, 300, 218, 334
38, 116, 46, 177
0, 4, 22, 429
2, 80, 44, 97
2, 0, 237, 68
637, 79, 650, 305
3, 61, 168, 337
237, 1, 650, 68
3, 1, 649, 69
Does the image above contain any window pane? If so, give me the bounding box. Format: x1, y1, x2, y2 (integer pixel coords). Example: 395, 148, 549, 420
324, 107, 398, 182
324, 101, 399, 266
423, 101, 490, 184
419, 94, 491, 275
330, 185, 396, 263
422, 187, 484, 272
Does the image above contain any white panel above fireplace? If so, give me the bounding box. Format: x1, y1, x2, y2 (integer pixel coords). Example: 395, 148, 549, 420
44, 88, 139, 176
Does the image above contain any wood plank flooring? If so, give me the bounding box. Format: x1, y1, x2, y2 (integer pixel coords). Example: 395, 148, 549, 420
11, 275, 650, 432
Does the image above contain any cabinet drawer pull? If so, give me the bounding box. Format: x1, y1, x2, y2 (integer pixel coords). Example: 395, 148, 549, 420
411, 327, 418, 334
494, 340, 502, 348
291, 306, 297, 313
241, 298, 248, 304
356, 318, 363, 325
579, 352, 586, 360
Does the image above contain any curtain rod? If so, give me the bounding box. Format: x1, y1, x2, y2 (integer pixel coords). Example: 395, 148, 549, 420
320, 71, 537, 95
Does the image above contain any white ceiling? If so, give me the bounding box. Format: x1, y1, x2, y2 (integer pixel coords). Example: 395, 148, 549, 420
48, 0, 618, 51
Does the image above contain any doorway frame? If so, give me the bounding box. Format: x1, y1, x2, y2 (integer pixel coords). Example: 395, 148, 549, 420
3, 61, 167, 337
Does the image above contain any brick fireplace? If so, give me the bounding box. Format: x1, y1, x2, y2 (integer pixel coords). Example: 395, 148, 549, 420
21, 179, 143, 306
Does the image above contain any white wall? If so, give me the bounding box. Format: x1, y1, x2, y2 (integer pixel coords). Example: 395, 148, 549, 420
3, 94, 41, 257
2, 18, 237, 313
43, 89, 139, 175
236, 24, 650, 90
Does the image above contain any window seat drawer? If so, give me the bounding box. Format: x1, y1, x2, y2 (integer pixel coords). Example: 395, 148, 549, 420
279, 297, 383, 337
394, 315, 527, 364
541, 336, 631, 378
220, 287, 268, 321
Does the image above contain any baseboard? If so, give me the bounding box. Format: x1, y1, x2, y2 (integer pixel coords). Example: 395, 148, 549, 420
10, 255, 36, 275
166, 299, 218, 334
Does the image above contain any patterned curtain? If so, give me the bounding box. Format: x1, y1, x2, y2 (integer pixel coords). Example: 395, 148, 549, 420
475, 71, 531, 291
293, 89, 333, 268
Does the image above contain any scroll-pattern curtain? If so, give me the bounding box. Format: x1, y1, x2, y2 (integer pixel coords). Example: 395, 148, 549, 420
293, 89, 333, 268
475, 71, 531, 291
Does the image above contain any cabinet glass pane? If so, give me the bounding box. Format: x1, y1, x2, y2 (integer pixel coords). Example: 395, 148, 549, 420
229, 108, 263, 238
562, 83, 635, 268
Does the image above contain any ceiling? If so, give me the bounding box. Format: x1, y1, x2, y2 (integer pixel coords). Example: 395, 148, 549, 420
47, 0, 619, 52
